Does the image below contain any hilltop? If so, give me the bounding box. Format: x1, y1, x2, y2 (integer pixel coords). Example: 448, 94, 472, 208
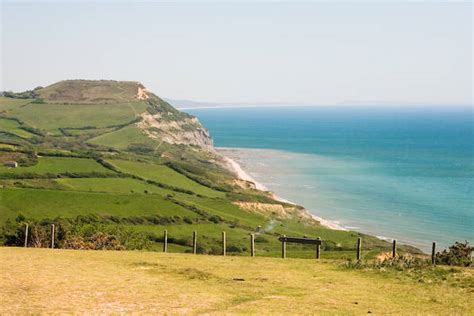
0, 80, 419, 257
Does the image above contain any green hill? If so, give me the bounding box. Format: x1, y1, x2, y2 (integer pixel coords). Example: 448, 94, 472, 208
0, 80, 420, 258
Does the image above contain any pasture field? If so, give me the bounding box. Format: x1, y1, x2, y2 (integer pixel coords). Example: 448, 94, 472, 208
1, 248, 472, 314
0, 97, 32, 112
0, 118, 34, 138
4, 102, 147, 132
88, 125, 155, 149
0, 156, 114, 175
0, 187, 200, 223
107, 159, 226, 198
56, 177, 173, 195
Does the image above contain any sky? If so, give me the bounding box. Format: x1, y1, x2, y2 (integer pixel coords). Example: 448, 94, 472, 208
0, 1, 472, 105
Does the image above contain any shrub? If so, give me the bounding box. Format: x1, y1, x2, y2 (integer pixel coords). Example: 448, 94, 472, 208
64, 232, 124, 250
227, 245, 244, 253
436, 241, 473, 267
208, 215, 223, 224
183, 217, 193, 224
127, 143, 155, 154
254, 235, 269, 243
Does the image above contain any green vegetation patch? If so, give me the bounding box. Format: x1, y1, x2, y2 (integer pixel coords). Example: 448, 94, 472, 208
0, 118, 35, 138
0, 157, 114, 176
0, 187, 199, 223
107, 159, 225, 198
56, 178, 173, 195
5, 102, 147, 132
88, 125, 154, 150
0, 97, 32, 112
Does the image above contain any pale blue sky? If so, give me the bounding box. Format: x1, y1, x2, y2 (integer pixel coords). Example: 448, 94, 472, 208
1, 1, 472, 105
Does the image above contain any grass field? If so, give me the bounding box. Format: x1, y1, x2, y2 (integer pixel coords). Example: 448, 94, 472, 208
0, 118, 34, 138
0, 156, 114, 175
0, 97, 32, 112
0, 187, 200, 222
56, 177, 172, 195
88, 125, 155, 149
0, 248, 472, 314
5, 102, 147, 133
108, 159, 226, 198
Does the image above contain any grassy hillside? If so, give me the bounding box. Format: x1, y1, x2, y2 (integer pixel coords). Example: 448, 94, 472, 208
0, 156, 113, 175
0, 118, 35, 138
0, 80, 422, 258
37, 80, 144, 104
1, 248, 472, 314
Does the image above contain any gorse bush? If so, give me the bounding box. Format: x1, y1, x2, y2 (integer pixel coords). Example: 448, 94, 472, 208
436, 241, 473, 267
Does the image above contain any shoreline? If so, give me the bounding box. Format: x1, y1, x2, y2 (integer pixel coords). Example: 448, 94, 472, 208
218, 147, 347, 231
217, 147, 437, 252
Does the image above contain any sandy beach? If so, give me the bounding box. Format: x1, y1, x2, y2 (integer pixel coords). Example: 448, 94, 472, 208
219, 147, 347, 231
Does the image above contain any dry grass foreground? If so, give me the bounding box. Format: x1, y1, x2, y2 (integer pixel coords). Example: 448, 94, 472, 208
0, 247, 472, 315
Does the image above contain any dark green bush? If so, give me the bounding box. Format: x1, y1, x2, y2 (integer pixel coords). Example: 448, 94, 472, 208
436, 241, 473, 267
227, 245, 244, 253
254, 235, 269, 243
209, 215, 223, 224
183, 217, 194, 224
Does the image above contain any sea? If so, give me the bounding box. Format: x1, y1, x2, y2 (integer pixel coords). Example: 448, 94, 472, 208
186, 106, 473, 252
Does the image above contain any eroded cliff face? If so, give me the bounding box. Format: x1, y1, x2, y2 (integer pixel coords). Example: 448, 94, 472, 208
131, 84, 215, 151
137, 112, 214, 150
233, 201, 318, 223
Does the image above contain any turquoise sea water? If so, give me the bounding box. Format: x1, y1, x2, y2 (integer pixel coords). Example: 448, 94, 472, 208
187, 106, 474, 252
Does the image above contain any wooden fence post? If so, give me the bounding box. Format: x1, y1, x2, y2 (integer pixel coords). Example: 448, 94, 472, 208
163, 230, 168, 253
222, 231, 226, 256
192, 231, 197, 254
356, 237, 361, 260
316, 237, 321, 259
24, 224, 29, 248
392, 240, 397, 258
51, 224, 55, 249
250, 234, 255, 257
431, 242, 436, 265
282, 235, 287, 259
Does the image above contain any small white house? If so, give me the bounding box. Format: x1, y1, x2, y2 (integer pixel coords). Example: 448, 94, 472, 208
4, 161, 18, 168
